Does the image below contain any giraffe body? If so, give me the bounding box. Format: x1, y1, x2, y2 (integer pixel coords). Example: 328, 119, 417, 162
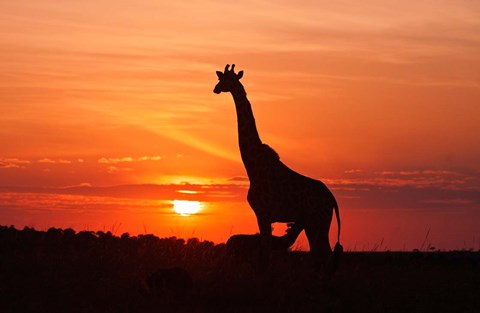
247, 152, 336, 224
214, 64, 342, 270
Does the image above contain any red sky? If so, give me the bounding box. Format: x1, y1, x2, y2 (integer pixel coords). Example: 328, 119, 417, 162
1, 1, 479, 250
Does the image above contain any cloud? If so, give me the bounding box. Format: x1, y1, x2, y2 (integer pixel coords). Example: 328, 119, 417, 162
376, 170, 459, 176
325, 169, 476, 191
344, 169, 362, 174
38, 158, 56, 164
0, 167, 478, 213
138, 156, 162, 161
228, 176, 249, 182
0, 192, 174, 216
98, 156, 162, 164
98, 157, 134, 164
421, 199, 473, 206
0, 182, 247, 203
38, 158, 71, 164
107, 166, 133, 174
61, 182, 93, 188
321, 168, 480, 211
0, 158, 31, 169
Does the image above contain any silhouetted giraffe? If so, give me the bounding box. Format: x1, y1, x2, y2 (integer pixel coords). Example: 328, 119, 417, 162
214, 64, 342, 271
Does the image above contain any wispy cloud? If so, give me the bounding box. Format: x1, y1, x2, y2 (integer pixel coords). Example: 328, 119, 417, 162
344, 169, 362, 174
228, 176, 249, 182
325, 169, 477, 191
0, 192, 173, 215
37, 158, 56, 164
38, 158, 71, 164
320, 168, 480, 211
0, 182, 247, 203
138, 156, 162, 161
61, 182, 93, 188
107, 166, 133, 174
98, 156, 162, 164
421, 198, 474, 206
98, 157, 133, 164
2, 157, 78, 167
1, 167, 478, 212
0, 158, 31, 169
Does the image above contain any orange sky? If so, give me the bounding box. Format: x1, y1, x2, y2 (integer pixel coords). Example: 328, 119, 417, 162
1, 1, 479, 250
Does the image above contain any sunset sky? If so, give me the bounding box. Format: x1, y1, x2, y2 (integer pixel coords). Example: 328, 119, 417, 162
1, 1, 479, 250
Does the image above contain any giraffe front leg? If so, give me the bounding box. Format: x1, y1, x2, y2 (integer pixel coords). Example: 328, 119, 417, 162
257, 217, 272, 272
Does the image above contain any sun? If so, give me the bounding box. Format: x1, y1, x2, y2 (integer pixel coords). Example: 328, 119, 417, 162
172, 200, 202, 216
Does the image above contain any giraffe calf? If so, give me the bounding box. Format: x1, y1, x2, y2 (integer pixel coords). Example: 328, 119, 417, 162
226, 223, 302, 262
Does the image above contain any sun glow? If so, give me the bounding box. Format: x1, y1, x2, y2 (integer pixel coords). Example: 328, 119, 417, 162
172, 200, 202, 216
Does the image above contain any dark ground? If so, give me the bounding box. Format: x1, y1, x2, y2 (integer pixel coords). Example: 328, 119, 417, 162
1, 225, 479, 313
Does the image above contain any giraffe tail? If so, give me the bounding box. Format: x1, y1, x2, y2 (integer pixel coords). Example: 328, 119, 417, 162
333, 201, 343, 254
329, 201, 343, 274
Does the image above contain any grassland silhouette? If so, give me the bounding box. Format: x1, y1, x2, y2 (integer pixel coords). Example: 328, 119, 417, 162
1, 225, 479, 313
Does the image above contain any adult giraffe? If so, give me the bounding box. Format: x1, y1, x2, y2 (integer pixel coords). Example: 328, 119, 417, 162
213, 64, 342, 271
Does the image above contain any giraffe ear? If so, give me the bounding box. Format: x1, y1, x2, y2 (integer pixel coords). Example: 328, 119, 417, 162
216, 71, 223, 79
237, 71, 244, 79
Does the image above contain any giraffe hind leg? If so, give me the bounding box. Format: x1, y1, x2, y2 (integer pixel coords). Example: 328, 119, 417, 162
305, 220, 332, 271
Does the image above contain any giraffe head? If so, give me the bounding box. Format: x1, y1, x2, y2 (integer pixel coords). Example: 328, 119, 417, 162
213, 64, 244, 94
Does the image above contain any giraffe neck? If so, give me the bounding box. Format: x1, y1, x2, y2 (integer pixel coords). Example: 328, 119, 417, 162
230, 82, 262, 168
